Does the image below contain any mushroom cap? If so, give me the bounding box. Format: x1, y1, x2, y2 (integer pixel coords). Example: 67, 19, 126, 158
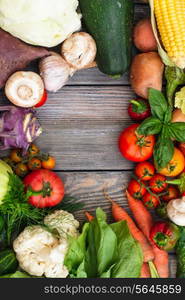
61, 32, 97, 70
5, 71, 44, 108
167, 196, 185, 226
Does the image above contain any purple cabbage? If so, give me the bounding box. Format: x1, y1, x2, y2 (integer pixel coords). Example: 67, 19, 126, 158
0, 106, 42, 151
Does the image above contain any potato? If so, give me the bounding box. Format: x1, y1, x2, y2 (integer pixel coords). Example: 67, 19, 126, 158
172, 109, 185, 123
133, 19, 157, 52
130, 52, 164, 99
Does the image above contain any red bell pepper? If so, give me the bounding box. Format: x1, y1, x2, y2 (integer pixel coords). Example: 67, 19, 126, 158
150, 221, 180, 251
128, 99, 151, 121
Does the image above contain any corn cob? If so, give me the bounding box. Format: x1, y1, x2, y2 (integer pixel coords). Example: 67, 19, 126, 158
154, 0, 185, 69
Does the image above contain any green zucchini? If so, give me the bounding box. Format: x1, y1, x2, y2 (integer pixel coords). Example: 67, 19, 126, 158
0, 215, 4, 233
176, 227, 185, 278
79, 0, 134, 77
0, 250, 18, 276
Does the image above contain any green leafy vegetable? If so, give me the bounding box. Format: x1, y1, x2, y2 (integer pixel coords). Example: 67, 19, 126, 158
165, 66, 185, 107
176, 226, 185, 278
64, 223, 89, 276
137, 117, 162, 136
110, 221, 143, 278
137, 88, 185, 170
0, 271, 31, 278
0, 160, 13, 204
153, 126, 174, 170
148, 88, 168, 121
65, 208, 143, 278
168, 123, 185, 142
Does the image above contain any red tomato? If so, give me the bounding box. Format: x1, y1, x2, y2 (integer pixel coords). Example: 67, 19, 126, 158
135, 161, 155, 181
128, 179, 146, 199
143, 192, 160, 209
162, 186, 179, 202
119, 124, 155, 162
35, 90, 48, 108
149, 174, 167, 193
23, 169, 65, 208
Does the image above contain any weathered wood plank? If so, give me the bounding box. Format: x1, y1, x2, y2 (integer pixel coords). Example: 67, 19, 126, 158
0, 86, 135, 170
57, 171, 176, 278
32, 86, 134, 170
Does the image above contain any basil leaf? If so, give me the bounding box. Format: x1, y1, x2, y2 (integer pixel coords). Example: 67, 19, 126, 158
164, 106, 172, 123
148, 88, 168, 121
168, 122, 185, 142
154, 126, 174, 170
137, 117, 162, 136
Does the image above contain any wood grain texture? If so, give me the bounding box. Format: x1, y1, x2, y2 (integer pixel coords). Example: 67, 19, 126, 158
58, 171, 176, 278
0, 86, 135, 170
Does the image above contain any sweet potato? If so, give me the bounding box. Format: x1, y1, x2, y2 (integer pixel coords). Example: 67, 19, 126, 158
130, 52, 164, 99
133, 19, 157, 52
0, 29, 49, 88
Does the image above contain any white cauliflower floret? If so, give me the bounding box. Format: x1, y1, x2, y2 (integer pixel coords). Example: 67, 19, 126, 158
44, 210, 79, 239
13, 225, 69, 278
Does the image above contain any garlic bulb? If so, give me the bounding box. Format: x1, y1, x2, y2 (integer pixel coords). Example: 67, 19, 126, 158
167, 196, 185, 226
61, 32, 97, 70
39, 53, 71, 92
5, 71, 44, 108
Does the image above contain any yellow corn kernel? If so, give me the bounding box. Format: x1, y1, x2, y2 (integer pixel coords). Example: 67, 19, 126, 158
154, 0, 185, 68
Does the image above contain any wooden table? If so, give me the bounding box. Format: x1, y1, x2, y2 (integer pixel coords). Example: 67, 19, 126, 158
0, 1, 176, 277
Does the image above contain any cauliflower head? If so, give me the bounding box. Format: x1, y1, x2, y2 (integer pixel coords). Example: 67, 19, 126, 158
0, 0, 81, 47
44, 210, 79, 239
13, 225, 69, 278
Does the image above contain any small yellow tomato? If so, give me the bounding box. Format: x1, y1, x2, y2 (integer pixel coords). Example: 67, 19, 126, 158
159, 148, 185, 177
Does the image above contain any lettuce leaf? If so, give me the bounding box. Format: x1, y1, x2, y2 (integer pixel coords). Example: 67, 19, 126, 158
64, 208, 143, 278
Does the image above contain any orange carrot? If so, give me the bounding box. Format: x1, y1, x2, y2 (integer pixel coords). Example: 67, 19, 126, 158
152, 246, 169, 278
85, 211, 94, 222
140, 263, 150, 278
126, 190, 154, 238
110, 199, 154, 262
125, 191, 169, 278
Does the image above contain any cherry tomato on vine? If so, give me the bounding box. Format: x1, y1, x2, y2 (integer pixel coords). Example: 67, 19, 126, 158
42, 156, 56, 170
162, 186, 179, 202
10, 149, 22, 163
135, 161, 155, 181
27, 144, 40, 156
119, 124, 155, 162
128, 179, 146, 199
149, 174, 167, 193
143, 192, 160, 209
15, 163, 29, 177
28, 158, 42, 171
